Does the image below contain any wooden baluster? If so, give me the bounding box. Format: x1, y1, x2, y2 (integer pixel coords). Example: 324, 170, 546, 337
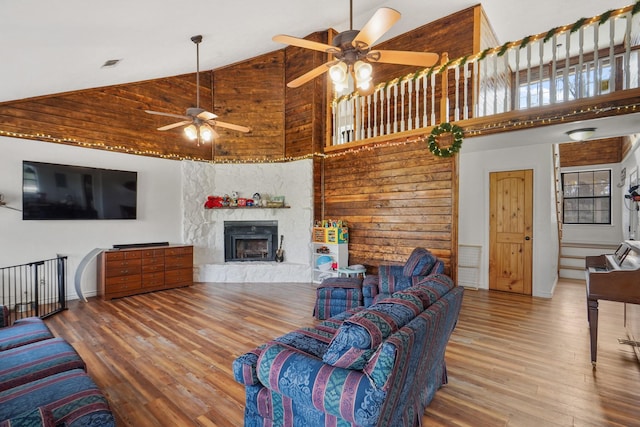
400, 79, 406, 131
503, 51, 509, 113
439, 52, 449, 123
386, 85, 391, 135
473, 59, 479, 118
431, 73, 436, 125
415, 77, 421, 128
624, 11, 632, 90
423, 73, 429, 125
454, 63, 460, 121
379, 88, 385, 136
393, 84, 398, 134
366, 93, 372, 139
526, 44, 532, 108
550, 34, 557, 103
593, 22, 600, 96
407, 76, 413, 130
564, 31, 571, 102
514, 47, 520, 110
578, 27, 584, 99
373, 88, 378, 137
538, 39, 544, 106
463, 62, 469, 119
609, 19, 615, 93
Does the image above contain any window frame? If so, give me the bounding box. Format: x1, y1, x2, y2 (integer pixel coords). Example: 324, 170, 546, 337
561, 169, 612, 225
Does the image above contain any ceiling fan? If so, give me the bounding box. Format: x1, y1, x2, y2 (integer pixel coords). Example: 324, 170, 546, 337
272, 0, 439, 93
145, 35, 250, 145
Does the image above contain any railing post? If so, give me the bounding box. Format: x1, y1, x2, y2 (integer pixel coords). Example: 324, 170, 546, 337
57, 256, 67, 310
439, 52, 449, 124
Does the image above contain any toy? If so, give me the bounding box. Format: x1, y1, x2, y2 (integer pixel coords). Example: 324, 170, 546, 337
204, 196, 223, 208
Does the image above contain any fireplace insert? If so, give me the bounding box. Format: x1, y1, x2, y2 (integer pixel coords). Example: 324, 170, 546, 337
224, 220, 278, 262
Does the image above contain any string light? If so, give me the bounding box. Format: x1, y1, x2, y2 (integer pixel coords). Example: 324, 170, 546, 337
2, 101, 639, 164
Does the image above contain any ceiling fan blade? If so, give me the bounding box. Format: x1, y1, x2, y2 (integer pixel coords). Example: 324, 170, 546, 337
157, 120, 192, 131
287, 60, 337, 88
211, 120, 251, 133
196, 110, 218, 121
273, 34, 338, 53
145, 110, 190, 120
352, 7, 401, 49
369, 50, 439, 67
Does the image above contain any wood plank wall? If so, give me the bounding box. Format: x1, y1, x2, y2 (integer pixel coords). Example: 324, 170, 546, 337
0, 73, 215, 160
559, 137, 624, 167
212, 51, 285, 162
321, 135, 458, 276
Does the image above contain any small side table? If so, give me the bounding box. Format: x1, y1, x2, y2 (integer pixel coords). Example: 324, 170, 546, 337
337, 265, 366, 278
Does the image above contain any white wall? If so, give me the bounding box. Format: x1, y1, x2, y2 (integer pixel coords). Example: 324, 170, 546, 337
0, 136, 184, 300
620, 134, 640, 240
458, 143, 558, 298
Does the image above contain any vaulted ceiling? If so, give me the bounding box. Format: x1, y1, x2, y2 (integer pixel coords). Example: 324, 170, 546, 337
1, 0, 632, 103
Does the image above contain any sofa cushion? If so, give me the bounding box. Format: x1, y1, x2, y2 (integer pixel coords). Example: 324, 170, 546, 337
322, 293, 424, 370
0, 337, 86, 392
0, 407, 55, 427
0, 369, 114, 427
0, 318, 53, 352
410, 274, 456, 306
402, 247, 439, 276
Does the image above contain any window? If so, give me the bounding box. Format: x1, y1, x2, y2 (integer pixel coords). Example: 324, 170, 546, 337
562, 170, 611, 224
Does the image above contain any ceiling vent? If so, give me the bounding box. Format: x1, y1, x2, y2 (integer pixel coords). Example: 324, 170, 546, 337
101, 59, 121, 68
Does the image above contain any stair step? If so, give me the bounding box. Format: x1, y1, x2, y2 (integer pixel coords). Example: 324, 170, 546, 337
561, 242, 619, 250
560, 254, 584, 260
559, 264, 584, 271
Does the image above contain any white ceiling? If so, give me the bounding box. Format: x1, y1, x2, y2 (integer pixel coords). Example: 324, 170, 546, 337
0, 0, 633, 104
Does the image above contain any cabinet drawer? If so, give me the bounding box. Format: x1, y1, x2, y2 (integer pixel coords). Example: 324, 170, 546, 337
142, 263, 164, 273
142, 249, 165, 258
105, 260, 141, 277
105, 251, 141, 261
165, 255, 192, 269
105, 275, 141, 292
142, 272, 165, 288
142, 256, 165, 266
165, 268, 192, 286
165, 246, 193, 257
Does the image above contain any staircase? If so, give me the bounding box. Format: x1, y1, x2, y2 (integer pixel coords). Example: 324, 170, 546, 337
559, 242, 620, 280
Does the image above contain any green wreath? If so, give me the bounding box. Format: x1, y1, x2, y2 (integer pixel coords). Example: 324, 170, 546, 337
427, 123, 464, 157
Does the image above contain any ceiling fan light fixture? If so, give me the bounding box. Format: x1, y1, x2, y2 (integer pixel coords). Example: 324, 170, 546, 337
200, 124, 214, 142
184, 124, 198, 140
354, 60, 372, 81
329, 62, 348, 83
566, 127, 596, 141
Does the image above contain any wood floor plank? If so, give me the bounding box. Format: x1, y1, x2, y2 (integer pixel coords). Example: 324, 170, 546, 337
43, 280, 640, 426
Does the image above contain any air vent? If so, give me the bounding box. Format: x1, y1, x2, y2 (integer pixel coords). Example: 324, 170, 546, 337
101, 59, 121, 68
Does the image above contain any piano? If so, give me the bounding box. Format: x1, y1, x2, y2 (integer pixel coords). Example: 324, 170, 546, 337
585, 240, 640, 366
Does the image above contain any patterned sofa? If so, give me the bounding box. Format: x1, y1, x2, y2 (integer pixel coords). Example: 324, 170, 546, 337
0, 306, 115, 426
363, 247, 445, 307
233, 273, 463, 426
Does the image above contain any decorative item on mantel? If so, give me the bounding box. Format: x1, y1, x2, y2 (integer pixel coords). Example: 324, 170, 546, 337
203, 193, 289, 209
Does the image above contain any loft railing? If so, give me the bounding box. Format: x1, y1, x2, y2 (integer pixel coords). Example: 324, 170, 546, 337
331, 3, 640, 146
0, 256, 67, 324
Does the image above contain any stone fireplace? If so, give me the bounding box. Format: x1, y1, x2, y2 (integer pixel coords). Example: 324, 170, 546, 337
224, 220, 278, 262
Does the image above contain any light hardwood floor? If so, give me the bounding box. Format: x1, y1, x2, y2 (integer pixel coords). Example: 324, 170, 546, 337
44, 280, 640, 427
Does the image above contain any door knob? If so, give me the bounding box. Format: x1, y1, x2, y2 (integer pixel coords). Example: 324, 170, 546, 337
525, 236, 531, 240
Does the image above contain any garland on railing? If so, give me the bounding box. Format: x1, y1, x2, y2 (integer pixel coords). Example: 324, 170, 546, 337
332, 0, 640, 101
425, 123, 464, 157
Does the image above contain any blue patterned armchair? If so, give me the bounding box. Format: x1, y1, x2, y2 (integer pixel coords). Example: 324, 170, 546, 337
233, 274, 463, 426
363, 247, 445, 307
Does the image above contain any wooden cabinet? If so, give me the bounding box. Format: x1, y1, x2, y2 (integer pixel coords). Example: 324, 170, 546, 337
98, 245, 193, 300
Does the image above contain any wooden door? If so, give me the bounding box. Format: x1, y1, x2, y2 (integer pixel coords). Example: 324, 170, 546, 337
489, 170, 533, 295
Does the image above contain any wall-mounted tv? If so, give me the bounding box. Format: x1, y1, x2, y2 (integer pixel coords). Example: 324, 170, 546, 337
22, 161, 138, 220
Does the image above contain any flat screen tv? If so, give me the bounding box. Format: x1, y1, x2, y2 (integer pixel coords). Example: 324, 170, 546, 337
22, 161, 137, 220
